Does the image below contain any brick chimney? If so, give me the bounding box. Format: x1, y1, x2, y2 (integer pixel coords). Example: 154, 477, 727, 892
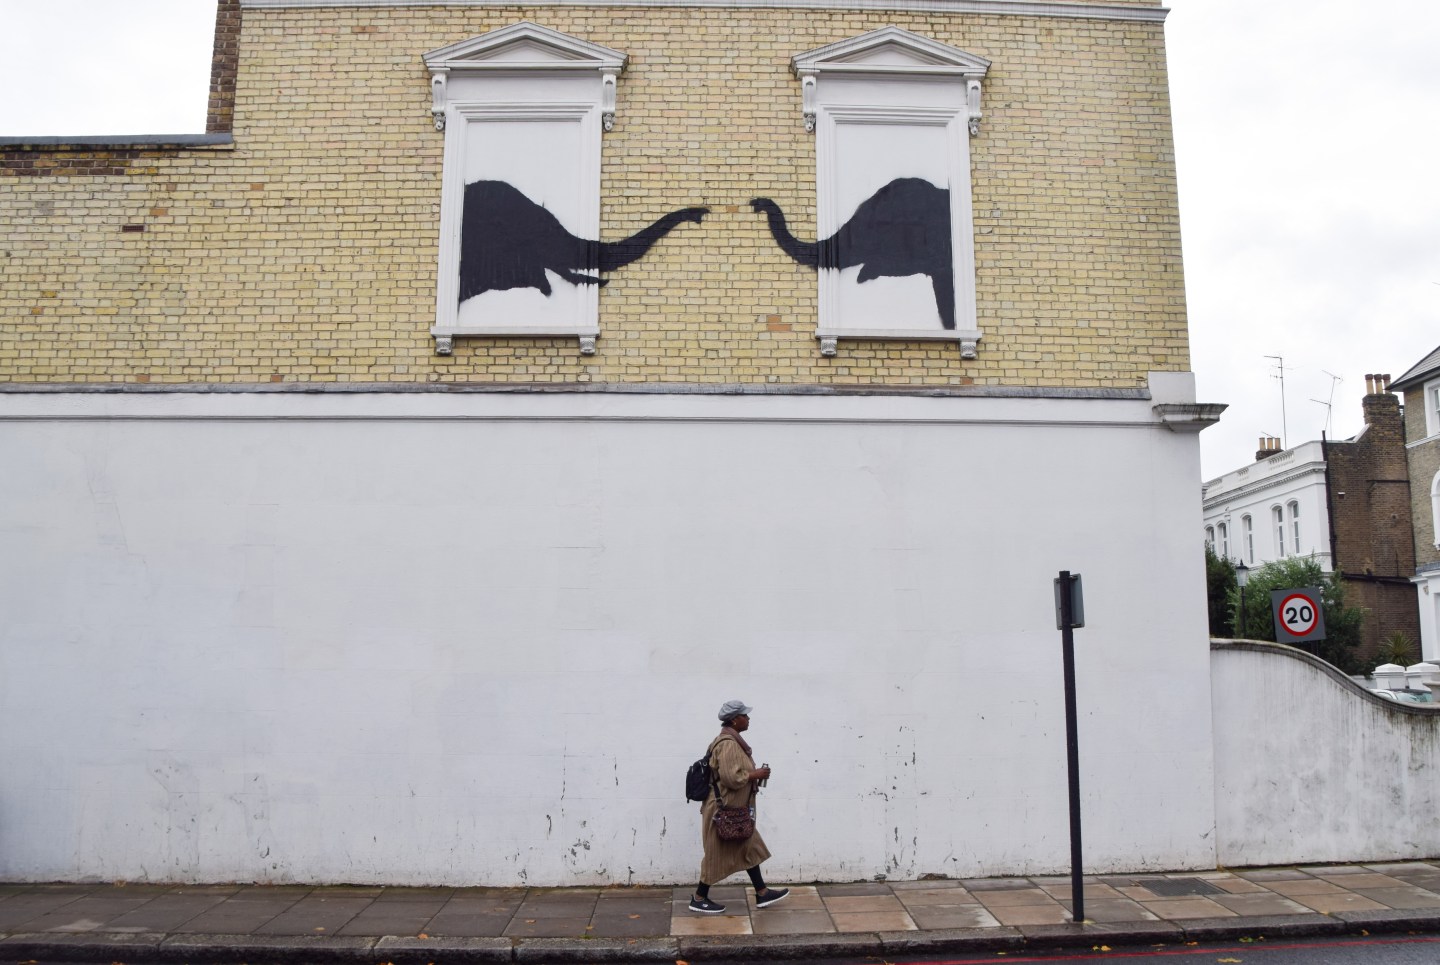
1361, 373, 1403, 430
1255, 436, 1282, 461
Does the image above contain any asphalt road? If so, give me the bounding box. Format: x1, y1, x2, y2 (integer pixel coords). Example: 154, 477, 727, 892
810, 933, 1440, 965
18, 934, 1440, 965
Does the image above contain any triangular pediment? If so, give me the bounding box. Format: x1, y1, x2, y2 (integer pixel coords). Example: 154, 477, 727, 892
793, 27, 990, 77
424, 22, 626, 72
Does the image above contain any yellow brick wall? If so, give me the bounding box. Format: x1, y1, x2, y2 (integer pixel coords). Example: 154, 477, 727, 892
0, 5, 1188, 387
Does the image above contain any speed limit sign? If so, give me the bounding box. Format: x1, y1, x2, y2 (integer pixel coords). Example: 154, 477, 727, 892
1270, 587, 1327, 644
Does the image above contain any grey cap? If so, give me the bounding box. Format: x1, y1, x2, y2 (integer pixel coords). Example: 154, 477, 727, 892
718, 699, 753, 721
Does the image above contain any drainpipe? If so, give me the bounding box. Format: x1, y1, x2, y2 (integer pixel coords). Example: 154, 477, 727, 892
1322, 430, 1340, 572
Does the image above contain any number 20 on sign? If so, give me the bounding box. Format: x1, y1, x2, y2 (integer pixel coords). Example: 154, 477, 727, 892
1269, 586, 1327, 644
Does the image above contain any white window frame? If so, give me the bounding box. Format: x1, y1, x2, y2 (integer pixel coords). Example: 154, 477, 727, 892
1205, 526, 1215, 549
1218, 522, 1229, 560
1427, 379, 1440, 437
1288, 500, 1301, 555
791, 27, 988, 359
423, 22, 625, 356
1242, 514, 1254, 564
1273, 505, 1286, 557
1432, 470, 1440, 549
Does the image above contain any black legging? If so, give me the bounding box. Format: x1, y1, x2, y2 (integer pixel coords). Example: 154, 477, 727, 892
697, 866, 766, 898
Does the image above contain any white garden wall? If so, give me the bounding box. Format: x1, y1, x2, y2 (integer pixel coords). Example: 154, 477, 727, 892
0, 383, 1216, 885
1212, 640, 1440, 867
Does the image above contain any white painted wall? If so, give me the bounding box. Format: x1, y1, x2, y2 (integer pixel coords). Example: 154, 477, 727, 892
0, 385, 1217, 884
1212, 641, 1440, 867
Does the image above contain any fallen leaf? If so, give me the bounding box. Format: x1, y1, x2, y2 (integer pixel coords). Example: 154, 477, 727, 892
585, 925, 594, 931
314, 927, 325, 932
676, 960, 689, 965
1218, 959, 1242, 963
629, 913, 642, 919
525, 919, 537, 924
416, 933, 429, 939
1361, 929, 1370, 936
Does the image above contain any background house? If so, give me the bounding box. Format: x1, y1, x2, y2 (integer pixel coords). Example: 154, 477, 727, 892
1202, 377, 1418, 659
1391, 346, 1440, 660
1, 0, 1223, 885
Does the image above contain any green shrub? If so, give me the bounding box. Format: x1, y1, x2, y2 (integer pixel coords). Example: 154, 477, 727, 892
1226, 556, 1365, 674
1205, 543, 1236, 638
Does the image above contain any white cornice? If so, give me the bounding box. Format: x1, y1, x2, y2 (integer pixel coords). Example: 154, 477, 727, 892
239, 0, 1169, 23
1202, 462, 1327, 511
0, 389, 1171, 429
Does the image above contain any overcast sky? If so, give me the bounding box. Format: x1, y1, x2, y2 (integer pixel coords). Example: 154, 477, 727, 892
1, 0, 1435, 480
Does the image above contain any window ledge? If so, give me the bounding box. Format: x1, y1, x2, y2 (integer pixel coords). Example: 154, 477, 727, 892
816, 328, 981, 359
430, 325, 600, 356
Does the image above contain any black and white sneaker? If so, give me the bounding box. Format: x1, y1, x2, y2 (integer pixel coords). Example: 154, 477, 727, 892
755, 888, 789, 909
688, 896, 726, 914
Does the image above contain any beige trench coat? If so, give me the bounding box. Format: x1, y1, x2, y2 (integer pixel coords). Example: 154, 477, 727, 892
698, 733, 771, 884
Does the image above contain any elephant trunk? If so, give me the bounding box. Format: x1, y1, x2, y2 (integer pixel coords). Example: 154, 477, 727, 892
598, 207, 709, 273
749, 199, 818, 268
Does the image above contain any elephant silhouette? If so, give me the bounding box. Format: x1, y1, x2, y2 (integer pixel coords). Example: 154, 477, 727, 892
460, 180, 709, 302
750, 178, 955, 330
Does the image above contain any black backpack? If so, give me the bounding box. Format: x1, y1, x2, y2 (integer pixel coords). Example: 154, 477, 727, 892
684, 737, 733, 802
684, 754, 713, 802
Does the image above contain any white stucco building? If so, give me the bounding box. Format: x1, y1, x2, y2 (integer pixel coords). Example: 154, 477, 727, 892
1202, 439, 1331, 570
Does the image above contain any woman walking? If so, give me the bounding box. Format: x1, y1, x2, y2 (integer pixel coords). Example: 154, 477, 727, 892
689, 700, 789, 913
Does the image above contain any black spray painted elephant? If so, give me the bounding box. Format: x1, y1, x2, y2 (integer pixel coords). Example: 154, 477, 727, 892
750, 178, 955, 329
459, 180, 709, 302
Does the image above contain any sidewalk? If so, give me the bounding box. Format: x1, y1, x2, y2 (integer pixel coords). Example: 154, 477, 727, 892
5, 862, 1440, 963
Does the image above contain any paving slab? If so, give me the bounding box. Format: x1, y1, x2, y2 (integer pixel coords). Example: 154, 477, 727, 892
1347, 886, 1440, 910
670, 913, 753, 936
889, 879, 963, 890
335, 904, 443, 936
896, 887, 980, 906
502, 915, 591, 938
423, 909, 515, 938
170, 902, 298, 934
1059, 898, 1158, 923
814, 882, 893, 896
102, 894, 233, 932
252, 895, 374, 935
749, 909, 836, 934
830, 909, 916, 932
820, 894, 904, 913
962, 877, 1041, 891
906, 904, 1001, 929
3, 865, 1440, 963
1288, 891, 1390, 914
1237, 868, 1317, 881
588, 913, 673, 938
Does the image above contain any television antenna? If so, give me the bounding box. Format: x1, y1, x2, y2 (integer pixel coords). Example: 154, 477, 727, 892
1264, 355, 1289, 448
1309, 370, 1342, 436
